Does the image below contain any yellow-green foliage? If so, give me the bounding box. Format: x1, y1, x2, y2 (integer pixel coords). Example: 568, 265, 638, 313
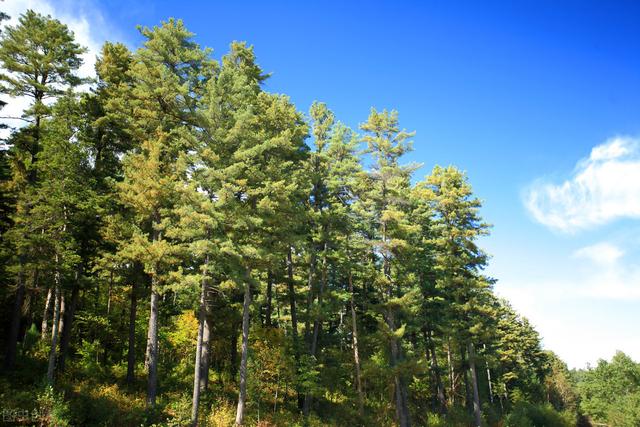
206, 398, 237, 427
248, 327, 296, 409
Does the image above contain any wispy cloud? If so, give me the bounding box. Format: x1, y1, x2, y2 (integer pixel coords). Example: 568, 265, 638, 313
524, 136, 640, 232
573, 241, 624, 266
574, 241, 640, 301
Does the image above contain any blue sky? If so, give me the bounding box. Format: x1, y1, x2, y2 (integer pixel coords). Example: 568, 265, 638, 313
5, 0, 640, 368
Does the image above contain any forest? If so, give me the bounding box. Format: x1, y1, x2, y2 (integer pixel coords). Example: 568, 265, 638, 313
0, 9, 639, 427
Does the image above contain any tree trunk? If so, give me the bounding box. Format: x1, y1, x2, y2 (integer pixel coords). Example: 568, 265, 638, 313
265, 270, 273, 328
468, 342, 482, 427
57, 292, 66, 344
58, 281, 80, 372
235, 276, 252, 426
287, 247, 304, 410
425, 328, 446, 412
46, 283, 61, 383
303, 244, 328, 416
191, 256, 209, 426
146, 281, 159, 408
462, 348, 472, 412
304, 249, 316, 344
482, 344, 493, 404
447, 337, 455, 405
5, 261, 26, 370
230, 320, 239, 379
107, 270, 113, 316
200, 315, 211, 392
388, 311, 411, 427
41, 287, 52, 339
348, 269, 364, 416
127, 278, 138, 386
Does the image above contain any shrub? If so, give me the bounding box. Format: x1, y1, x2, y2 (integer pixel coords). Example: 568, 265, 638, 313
37, 385, 71, 427
206, 398, 237, 427
504, 402, 574, 427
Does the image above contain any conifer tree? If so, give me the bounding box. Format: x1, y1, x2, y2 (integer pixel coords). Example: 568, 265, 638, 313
423, 165, 491, 426
358, 108, 417, 427
117, 19, 213, 408
204, 43, 307, 425
0, 9, 86, 371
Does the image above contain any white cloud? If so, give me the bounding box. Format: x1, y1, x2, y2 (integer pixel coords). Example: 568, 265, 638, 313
573, 242, 624, 266
524, 136, 640, 232
492, 235, 640, 368
497, 271, 640, 368
1, 0, 121, 139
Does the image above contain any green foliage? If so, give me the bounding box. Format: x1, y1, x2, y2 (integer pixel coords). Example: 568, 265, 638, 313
0, 10, 609, 427
504, 402, 574, 427
577, 351, 640, 426
37, 385, 72, 427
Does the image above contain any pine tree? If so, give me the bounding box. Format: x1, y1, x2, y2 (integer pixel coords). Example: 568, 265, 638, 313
0, 9, 86, 371
423, 165, 491, 426
358, 108, 417, 427
117, 18, 213, 408
203, 42, 307, 425
25, 95, 96, 382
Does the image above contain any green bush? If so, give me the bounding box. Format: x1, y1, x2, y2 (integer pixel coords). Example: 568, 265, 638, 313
504, 402, 574, 427
37, 385, 71, 427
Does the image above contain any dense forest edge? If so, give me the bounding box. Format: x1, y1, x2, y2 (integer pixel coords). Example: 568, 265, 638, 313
0, 9, 639, 427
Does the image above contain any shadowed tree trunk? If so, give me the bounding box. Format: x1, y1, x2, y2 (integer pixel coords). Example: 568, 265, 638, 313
447, 337, 455, 405
235, 274, 252, 426
304, 243, 328, 416
484, 344, 494, 404
41, 287, 52, 338
348, 268, 364, 416
47, 281, 61, 384
387, 309, 411, 427
425, 328, 447, 412
468, 342, 482, 427
200, 315, 210, 392
286, 247, 304, 410
230, 320, 239, 379
146, 281, 159, 408
265, 270, 273, 328
126, 277, 138, 386
191, 255, 209, 426
58, 279, 80, 372
5, 260, 26, 370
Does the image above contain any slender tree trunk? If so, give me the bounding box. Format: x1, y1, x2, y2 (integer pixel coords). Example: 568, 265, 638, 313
483, 344, 493, 404
348, 269, 364, 416
287, 248, 304, 410
387, 309, 411, 427
462, 348, 472, 411
58, 280, 80, 372
107, 270, 113, 316
230, 320, 239, 379
41, 287, 52, 339
200, 315, 211, 392
447, 337, 455, 405
5, 260, 26, 370
191, 256, 209, 426
235, 275, 252, 426
425, 328, 446, 412
265, 270, 273, 328
304, 249, 316, 344
57, 293, 66, 345
47, 282, 61, 383
146, 280, 159, 408
303, 244, 328, 416
468, 342, 482, 427
127, 278, 138, 386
